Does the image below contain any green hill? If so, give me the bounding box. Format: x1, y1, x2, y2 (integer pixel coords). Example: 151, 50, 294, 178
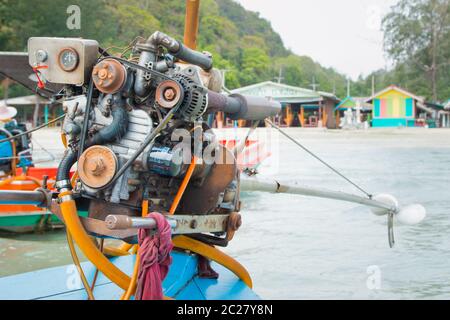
0, 0, 349, 97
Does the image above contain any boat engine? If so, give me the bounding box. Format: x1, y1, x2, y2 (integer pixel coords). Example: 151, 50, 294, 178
28, 32, 280, 245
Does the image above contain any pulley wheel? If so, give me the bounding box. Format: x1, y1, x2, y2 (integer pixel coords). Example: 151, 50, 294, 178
78, 146, 118, 189
155, 80, 183, 109
92, 59, 127, 94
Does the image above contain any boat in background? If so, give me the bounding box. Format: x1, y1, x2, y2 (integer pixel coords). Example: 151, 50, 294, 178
0, 167, 59, 233
0, 168, 81, 233
219, 139, 271, 171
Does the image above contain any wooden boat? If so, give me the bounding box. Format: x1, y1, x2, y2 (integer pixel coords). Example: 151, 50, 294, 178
0, 0, 426, 302
0, 168, 81, 233
0, 251, 258, 300
0, 168, 57, 233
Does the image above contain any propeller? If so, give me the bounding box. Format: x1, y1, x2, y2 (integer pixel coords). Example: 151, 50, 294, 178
371, 194, 426, 225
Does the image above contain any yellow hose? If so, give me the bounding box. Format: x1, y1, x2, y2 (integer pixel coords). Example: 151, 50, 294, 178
120, 254, 140, 300
66, 230, 95, 300
59, 196, 131, 290
173, 235, 253, 288
58, 158, 252, 299
90, 239, 104, 292
121, 199, 148, 300
103, 246, 131, 257
61, 133, 68, 148
119, 243, 134, 252
169, 156, 197, 215
103, 240, 134, 257
59, 193, 253, 297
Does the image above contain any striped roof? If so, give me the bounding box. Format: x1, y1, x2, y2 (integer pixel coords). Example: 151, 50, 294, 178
231, 81, 339, 103
366, 85, 424, 103
335, 96, 372, 111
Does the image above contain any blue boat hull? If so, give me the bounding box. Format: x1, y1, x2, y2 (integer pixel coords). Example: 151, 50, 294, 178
0, 251, 259, 300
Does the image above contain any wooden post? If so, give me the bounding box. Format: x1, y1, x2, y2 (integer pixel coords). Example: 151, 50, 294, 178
299, 106, 305, 127
322, 107, 328, 128
238, 120, 247, 128
184, 0, 200, 50
216, 112, 224, 129
318, 103, 323, 128
285, 104, 294, 127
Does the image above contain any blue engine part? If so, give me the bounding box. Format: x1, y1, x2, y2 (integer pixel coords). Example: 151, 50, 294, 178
147, 145, 184, 177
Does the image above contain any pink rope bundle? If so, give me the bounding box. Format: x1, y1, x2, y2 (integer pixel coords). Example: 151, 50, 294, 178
135, 212, 173, 300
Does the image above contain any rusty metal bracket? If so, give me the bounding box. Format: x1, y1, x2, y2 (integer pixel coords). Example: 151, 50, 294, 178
105, 214, 229, 235
51, 199, 230, 240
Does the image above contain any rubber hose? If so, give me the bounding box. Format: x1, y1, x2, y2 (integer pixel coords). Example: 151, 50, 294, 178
56, 148, 77, 183
59, 198, 131, 290
172, 235, 253, 288
86, 106, 128, 147
57, 102, 128, 186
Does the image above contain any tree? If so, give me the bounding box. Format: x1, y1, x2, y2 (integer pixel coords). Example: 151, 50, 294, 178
383, 0, 450, 101
0, 0, 356, 100
238, 47, 270, 86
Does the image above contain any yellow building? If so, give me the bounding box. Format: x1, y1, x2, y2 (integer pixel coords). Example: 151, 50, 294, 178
367, 85, 435, 128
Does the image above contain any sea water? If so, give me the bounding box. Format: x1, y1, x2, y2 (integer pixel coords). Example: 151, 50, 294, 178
1, 128, 449, 299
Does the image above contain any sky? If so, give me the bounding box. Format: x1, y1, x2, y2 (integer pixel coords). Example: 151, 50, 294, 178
235, 0, 399, 80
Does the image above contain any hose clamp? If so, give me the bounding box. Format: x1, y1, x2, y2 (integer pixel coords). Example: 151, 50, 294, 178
55, 179, 71, 190
58, 190, 73, 203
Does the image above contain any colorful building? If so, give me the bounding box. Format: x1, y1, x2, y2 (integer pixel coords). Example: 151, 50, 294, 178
444, 100, 450, 127
334, 96, 373, 125
426, 101, 449, 128
228, 81, 340, 129
366, 85, 435, 128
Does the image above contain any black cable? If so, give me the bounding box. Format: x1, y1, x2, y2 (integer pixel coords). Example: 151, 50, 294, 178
77, 79, 95, 161
100, 107, 178, 190
98, 47, 111, 57
265, 119, 372, 198
0, 114, 66, 144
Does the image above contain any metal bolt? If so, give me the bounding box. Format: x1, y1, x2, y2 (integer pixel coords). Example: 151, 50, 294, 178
98, 69, 108, 80
163, 88, 176, 101
87, 158, 105, 176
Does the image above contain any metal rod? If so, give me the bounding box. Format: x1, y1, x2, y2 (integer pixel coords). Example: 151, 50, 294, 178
184, 0, 201, 50
265, 119, 372, 198
105, 215, 177, 230
0, 190, 47, 206
240, 177, 396, 212
0, 114, 66, 144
